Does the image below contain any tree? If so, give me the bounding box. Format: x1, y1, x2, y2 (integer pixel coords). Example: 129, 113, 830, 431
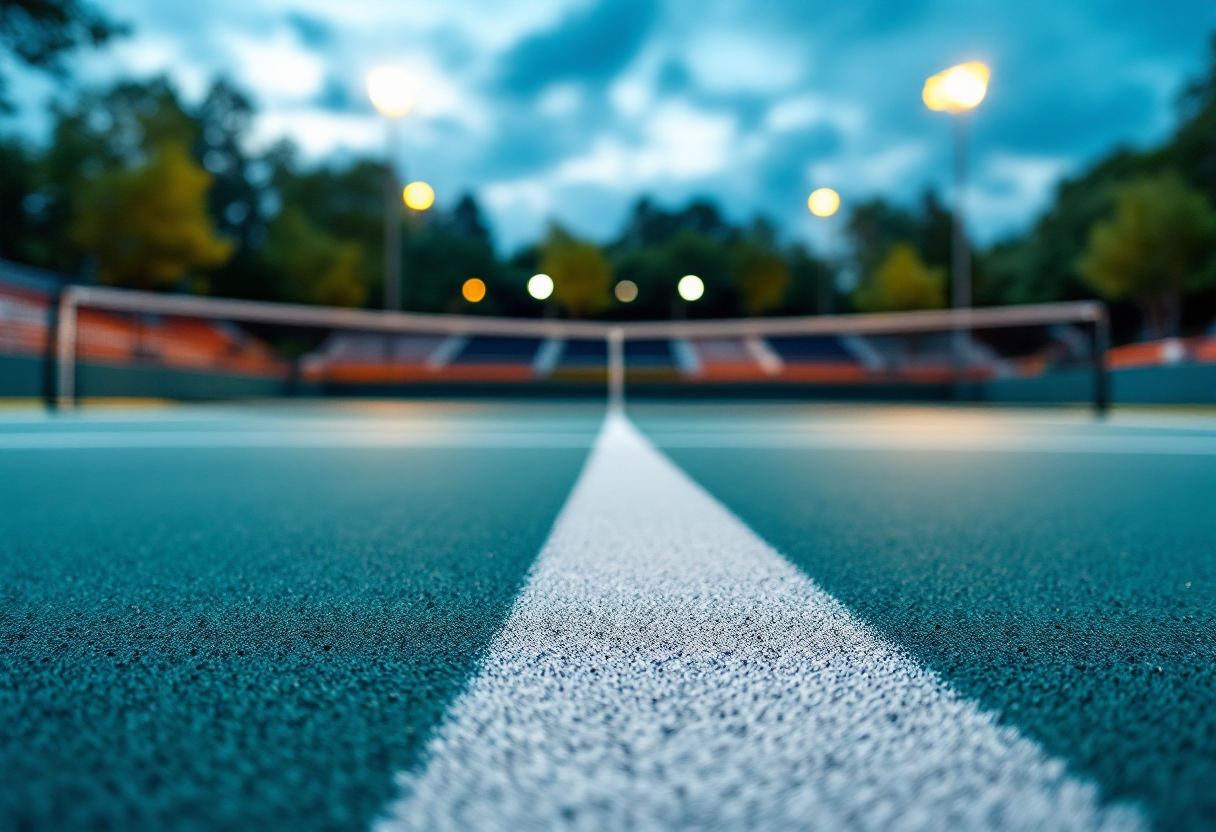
195, 79, 261, 252
846, 192, 951, 290
0, 0, 125, 112
733, 244, 789, 315
779, 243, 833, 316
13, 76, 200, 274
540, 226, 612, 318
615, 197, 733, 248
449, 193, 492, 243
269, 149, 384, 303
70, 141, 232, 290
1170, 34, 1216, 206
0, 136, 39, 262
980, 149, 1157, 307
1078, 173, 1216, 337
402, 222, 499, 314
979, 37, 1216, 313
854, 243, 946, 312
265, 207, 365, 307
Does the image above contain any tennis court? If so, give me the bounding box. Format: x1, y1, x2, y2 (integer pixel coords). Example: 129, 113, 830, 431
2, 400, 1214, 831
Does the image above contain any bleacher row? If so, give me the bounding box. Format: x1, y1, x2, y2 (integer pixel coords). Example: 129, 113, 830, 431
5, 266, 1216, 393
298, 331, 989, 384
0, 279, 283, 377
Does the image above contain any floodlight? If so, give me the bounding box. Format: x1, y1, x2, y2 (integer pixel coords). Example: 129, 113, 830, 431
367, 67, 413, 118
403, 181, 434, 211
677, 275, 704, 302
923, 62, 989, 112
528, 274, 554, 300
462, 278, 486, 303
808, 188, 841, 218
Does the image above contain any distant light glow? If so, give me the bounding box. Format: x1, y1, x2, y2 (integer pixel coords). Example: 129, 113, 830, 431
367, 67, 413, 118
808, 188, 841, 218
615, 280, 638, 302
677, 275, 704, 302
403, 181, 435, 211
528, 273, 554, 300
923, 62, 990, 112
462, 278, 486, 303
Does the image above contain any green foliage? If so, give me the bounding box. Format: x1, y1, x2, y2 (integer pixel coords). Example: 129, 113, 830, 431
0, 0, 126, 111
0, 76, 834, 321
12, 77, 200, 274
606, 201, 820, 319
47, 76, 198, 174
1078, 173, 1216, 336
980, 150, 1159, 306
733, 243, 789, 315
980, 36, 1216, 333
779, 244, 834, 316
846, 192, 951, 289
70, 141, 232, 290
265, 207, 365, 307
0, 136, 39, 263
540, 226, 613, 318
612, 228, 730, 319
854, 243, 946, 312
402, 220, 500, 313
1167, 35, 1216, 206
263, 148, 384, 305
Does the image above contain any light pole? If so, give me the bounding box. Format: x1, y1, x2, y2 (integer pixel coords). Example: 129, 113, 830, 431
807, 187, 841, 315
923, 61, 989, 376
367, 67, 413, 311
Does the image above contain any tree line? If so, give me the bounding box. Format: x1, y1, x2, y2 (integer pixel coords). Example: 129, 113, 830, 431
2, 3, 1216, 339
0, 73, 838, 320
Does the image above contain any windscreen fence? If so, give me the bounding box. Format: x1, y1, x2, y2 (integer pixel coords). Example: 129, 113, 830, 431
1, 272, 1113, 412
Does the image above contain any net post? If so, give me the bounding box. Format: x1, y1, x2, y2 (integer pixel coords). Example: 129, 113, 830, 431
1091, 306, 1110, 418
43, 286, 62, 410
607, 326, 625, 412
55, 287, 79, 410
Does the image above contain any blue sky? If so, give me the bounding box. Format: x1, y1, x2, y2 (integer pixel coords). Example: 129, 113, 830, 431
6, 0, 1216, 253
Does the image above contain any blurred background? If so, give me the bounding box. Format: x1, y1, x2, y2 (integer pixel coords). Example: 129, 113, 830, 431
3, 0, 1216, 400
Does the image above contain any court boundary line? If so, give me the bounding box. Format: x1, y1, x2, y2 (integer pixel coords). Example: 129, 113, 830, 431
375, 413, 1142, 832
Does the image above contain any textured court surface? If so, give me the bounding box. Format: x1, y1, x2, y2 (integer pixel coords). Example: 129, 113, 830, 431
1, 402, 1215, 831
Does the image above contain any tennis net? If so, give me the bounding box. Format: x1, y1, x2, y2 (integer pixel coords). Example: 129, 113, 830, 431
7, 279, 1110, 412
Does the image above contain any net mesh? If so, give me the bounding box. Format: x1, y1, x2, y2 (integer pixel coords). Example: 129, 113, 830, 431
0, 266, 1109, 408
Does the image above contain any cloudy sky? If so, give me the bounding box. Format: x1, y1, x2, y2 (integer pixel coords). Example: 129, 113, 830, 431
8, 0, 1216, 252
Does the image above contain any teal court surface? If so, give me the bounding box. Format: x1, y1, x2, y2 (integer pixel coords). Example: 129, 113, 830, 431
1, 401, 1214, 832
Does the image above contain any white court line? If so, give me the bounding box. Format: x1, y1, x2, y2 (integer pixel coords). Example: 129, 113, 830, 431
376, 414, 1142, 832
645, 430, 1216, 456
0, 431, 596, 449
4, 428, 1216, 455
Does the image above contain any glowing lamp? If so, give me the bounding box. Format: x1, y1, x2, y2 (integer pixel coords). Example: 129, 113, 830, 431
528, 274, 554, 300
808, 188, 840, 218
367, 67, 413, 118
403, 181, 434, 210
923, 62, 990, 112
462, 278, 486, 303
677, 275, 704, 302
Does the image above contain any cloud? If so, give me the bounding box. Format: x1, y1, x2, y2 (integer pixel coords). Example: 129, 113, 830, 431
226, 28, 326, 103
970, 152, 1071, 237
497, 0, 659, 95
7, 0, 1216, 254
286, 13, 332, 49
684, 33, 805, 95
251, 109, 379, 158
